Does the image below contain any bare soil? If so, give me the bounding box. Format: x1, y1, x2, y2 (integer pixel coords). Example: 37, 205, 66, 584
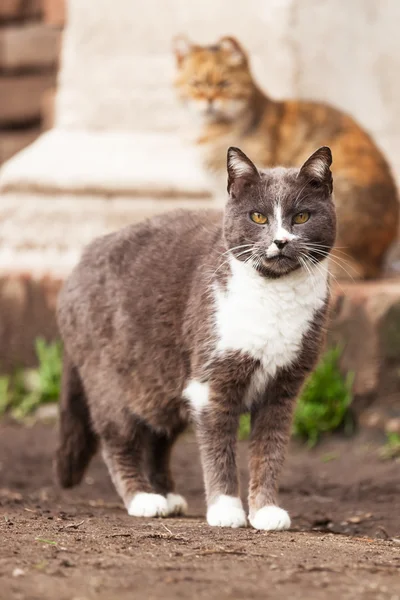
0, 421, 399, 600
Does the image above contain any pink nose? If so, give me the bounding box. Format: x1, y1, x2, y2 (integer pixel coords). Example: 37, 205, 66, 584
274, 239, 288, 250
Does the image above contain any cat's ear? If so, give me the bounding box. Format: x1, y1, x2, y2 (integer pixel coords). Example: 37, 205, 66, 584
172, 35, 193, 67
299, 146, 333, 193
218, 36, 247, 66
227, 147, 260, 196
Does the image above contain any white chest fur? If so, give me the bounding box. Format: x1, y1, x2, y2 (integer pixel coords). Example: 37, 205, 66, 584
213, 257, 328, 405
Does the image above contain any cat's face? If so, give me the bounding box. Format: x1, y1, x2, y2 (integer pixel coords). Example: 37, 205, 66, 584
223, 147, 336, 279
172, 36, 254, 123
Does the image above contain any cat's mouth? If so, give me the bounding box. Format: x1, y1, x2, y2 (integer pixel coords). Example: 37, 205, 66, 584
259, 253, 300, 276
262, 253, 295, 265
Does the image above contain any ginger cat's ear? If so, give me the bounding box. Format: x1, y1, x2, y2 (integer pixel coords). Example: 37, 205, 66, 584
218, 36, 248, 66
227, 147, 260, 196
172, 35, 193, 67
299, 147, 333, 193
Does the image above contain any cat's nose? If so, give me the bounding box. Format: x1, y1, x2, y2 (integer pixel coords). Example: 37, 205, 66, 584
274, 239, 289, 250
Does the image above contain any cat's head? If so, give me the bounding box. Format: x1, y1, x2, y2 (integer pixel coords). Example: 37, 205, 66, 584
223, 146, 336, 278
172, 35, 255, 123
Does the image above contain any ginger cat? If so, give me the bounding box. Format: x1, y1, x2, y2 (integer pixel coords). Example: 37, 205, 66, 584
173, 35, 399, 279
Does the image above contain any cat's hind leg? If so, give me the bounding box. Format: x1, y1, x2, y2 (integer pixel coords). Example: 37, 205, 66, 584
146, 427, 188, 516
101, 418, 170, 518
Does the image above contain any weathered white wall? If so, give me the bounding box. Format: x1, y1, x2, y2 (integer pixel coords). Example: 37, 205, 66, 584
56, 0, 295, 132
292, 0, 400, 173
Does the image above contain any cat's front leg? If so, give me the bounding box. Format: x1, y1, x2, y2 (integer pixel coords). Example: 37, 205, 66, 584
195, 401, 247, 528
248, 389, 298, 531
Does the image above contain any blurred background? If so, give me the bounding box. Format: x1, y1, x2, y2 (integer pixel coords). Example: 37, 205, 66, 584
1, 0, 400, 441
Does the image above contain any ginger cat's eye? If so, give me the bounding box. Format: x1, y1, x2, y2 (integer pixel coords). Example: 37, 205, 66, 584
218, 80, 231, 88
250, 212, 268, 225
293, 212, 310, 224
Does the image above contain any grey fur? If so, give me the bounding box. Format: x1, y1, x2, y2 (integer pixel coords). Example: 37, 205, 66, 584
56, 146, 336, 524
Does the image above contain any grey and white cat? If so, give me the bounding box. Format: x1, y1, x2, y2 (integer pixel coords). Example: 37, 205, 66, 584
56, 146, 336, 530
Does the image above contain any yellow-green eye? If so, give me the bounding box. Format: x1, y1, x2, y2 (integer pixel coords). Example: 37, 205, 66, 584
250, 212, 268, 225
293, 212, 310, 224
218, 80, 230, 88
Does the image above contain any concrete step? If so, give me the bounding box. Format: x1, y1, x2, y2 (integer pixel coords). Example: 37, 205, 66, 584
0, 129, 212, 196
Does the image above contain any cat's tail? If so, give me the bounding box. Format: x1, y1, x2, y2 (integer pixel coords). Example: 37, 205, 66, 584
55, 352, 98, 488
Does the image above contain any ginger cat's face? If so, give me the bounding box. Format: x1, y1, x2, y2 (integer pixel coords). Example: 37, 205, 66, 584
173, 36, 255, 123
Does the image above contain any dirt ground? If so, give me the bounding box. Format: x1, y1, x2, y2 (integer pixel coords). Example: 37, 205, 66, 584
0, 422, 399, 600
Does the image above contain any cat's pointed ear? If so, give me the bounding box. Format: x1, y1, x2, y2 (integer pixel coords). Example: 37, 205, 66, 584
218, 36, 247, 66
172, 35, 193, 67
299, 146, 333, 193
227, 147, 260, 196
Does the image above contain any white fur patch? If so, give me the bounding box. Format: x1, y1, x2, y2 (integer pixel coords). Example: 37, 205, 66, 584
249, 505, 291, 531
309, 157, 327, 180
183, 380, 209, 411
213, 98, 247, 120
266, 242, 281, 258
266, 204, 296, 257
167, 493, 188, 515
214, 256, 328, 407
128, 493, 168, 518
228, 151, 255, 178
219, 38, 245, 66
207, 495, 247, 528
174, 35, 191, 59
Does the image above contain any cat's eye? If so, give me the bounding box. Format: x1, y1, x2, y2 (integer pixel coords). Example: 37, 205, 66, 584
218, 80, 231, 88
250, 212, 268, 225
293, 212, 310, 224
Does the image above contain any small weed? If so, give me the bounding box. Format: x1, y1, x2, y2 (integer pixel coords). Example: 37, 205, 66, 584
0, 338, 62, 419
293, 347, 354, 447
0, 376, 10, 415
33, 560, 48, 571
35, 538, 57, 546
321, 452, 339, 463
380, 432, 400, 460
238, 413, 251, 441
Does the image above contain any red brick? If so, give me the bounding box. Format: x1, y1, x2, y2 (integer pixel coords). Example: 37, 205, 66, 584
0, 23, 60, 71
42, 0, 65, 26
0, 0, 42, 22
40, 86, 56, 130
0, 275, 61, 373
0, 73, 55, 125
329, 279, 400, 421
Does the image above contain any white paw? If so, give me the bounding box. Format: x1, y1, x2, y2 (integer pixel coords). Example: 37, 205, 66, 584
249, 505, 291, 531
166, 493, 188, 516
128, 492, 168, 517
207, 495, 247, 528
